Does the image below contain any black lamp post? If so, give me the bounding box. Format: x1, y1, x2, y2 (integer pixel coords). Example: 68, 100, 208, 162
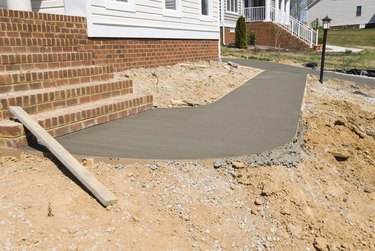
319, 16, 332, 83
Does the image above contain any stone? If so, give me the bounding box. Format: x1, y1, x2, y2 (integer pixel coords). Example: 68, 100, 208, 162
115, 164, 124, 170
287, 223, 302, 238
232, 161, 246, 169
227, 61, 239, 68
313, 237, 328, 251
364, 187, 373, 193
213, 159, 227, 169
254, 198, 263, 206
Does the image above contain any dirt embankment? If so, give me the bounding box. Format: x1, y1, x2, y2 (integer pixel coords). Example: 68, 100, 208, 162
0, 74, 374, 250
120, 61, 262, 108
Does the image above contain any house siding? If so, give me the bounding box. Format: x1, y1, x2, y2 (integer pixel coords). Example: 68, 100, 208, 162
31, 0, 65, 14
0, 0, 6, 8
90, 0, 219, 39
308, 0, 375, 27
221, 0, 243, 28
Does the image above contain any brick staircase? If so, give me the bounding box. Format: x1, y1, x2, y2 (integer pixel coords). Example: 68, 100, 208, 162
0, 9, 153, 148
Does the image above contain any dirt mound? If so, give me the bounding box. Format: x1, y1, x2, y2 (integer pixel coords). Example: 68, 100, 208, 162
120, 61, 262, 108
0, 75, 374, 250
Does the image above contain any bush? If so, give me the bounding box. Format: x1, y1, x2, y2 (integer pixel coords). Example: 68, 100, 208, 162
235, 16, 248, 49
249, 32, 256, 45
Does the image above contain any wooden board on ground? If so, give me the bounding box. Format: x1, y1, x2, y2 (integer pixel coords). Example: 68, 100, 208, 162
9, 106, 118, 207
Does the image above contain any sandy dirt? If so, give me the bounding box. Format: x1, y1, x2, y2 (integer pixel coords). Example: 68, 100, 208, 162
0, 73, 374, 250
119, 61, 262, 108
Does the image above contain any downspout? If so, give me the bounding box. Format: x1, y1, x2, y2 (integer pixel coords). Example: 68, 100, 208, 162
218, 0, 222, 62
221, 0, 226, 45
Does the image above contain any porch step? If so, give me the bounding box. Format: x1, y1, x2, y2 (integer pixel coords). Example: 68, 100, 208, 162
0, 51, 93, 72
0, 8, 87, 28
0, 65, 113, 94
0, 79, 134, 119
0, 37, 80, 48
0, 22, 87, 39
0, 93, 153, 148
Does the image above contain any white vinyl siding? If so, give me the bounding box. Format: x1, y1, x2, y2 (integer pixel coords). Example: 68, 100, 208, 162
226, 0, 238, 13
105, 0, 135, 12
222, 0, 243, 28
0, 0, 6, 8
31, 0, 65, 14
90, 0, 219, 39
22, 0, 219, 40
308, 0, 375, 27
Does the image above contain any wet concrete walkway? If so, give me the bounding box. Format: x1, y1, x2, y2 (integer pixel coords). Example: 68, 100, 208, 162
52, 59, 374, 159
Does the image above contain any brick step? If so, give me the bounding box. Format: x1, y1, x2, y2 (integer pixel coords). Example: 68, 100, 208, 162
0, 45, 78, 54
0, 65, 113, 94
0, 37, 80, 48
0, 79, 134, 119
0, 93, 153, 148
0, 52, 93, 72
0, 9, 86, 27
0, 51, 92, 65
0, 22, 87, 39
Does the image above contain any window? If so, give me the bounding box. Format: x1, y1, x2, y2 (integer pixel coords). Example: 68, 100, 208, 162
226, 0, 238, 13
165, 0, 177, 10
201, 0, 209, 16
356, 6, 362, 16
105, 0, 135, 12
163, 0, 181, 17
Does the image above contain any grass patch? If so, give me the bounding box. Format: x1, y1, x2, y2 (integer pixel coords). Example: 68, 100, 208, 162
321, 28, 375, 48
221, 47, 375, 69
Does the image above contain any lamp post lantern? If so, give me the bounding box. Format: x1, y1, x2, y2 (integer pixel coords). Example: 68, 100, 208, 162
319, 16, 332, 83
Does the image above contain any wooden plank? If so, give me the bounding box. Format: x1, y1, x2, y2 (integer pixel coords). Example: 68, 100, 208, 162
9, 106, 118, 207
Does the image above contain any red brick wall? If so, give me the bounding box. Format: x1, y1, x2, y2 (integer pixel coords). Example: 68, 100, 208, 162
0, 8, 218, 71
246, 22, 309, 50
82, 38, 218, 72
220, 27, 236, 46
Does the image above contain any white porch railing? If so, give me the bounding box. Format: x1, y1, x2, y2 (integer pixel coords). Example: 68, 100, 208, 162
244, 6, 265, 22
243, 6, 319, 47
288, 15, 319, 47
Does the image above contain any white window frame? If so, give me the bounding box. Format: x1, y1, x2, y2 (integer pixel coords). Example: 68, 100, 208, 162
356, 5, 362, 17
200, 0, 212, 21
163, 0, 182, 18
226, 0, 238, 14
105, 0, 136, 12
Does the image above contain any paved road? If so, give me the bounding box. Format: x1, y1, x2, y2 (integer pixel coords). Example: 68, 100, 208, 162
50, 59, 374, 159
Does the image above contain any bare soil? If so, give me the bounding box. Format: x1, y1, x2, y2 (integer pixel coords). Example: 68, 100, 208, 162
0, 72, 374, 250
120, 61, 262, 108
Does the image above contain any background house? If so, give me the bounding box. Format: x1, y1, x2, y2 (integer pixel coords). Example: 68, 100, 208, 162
306, 0, 375, 29
220, 0, 317, 50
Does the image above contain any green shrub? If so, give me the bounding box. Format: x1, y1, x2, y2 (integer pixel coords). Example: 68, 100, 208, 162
235, 16, 248, 49
249, 32, 256, 45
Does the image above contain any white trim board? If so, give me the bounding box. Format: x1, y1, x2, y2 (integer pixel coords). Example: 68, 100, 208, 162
90, 23, 220, 39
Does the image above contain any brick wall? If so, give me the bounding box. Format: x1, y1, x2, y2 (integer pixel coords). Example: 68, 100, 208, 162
220, 27, 236, 46
0, 8, 218, 147
82, 38, 218, 72
246, 22, 310, 50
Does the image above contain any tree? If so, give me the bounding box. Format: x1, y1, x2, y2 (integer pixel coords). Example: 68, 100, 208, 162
290, 0, 305, 20
235, 16, 248, 49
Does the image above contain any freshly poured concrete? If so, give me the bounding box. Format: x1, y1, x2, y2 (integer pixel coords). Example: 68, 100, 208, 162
50, 59, 375, 159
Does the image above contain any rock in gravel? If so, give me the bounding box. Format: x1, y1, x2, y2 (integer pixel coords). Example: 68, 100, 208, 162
213, 159, 227, 169
254, 198, 263, 206
363, 187, 373, 193
287, 223, 302, 238
232, 161, 246, 169
313, 237, 329, 251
